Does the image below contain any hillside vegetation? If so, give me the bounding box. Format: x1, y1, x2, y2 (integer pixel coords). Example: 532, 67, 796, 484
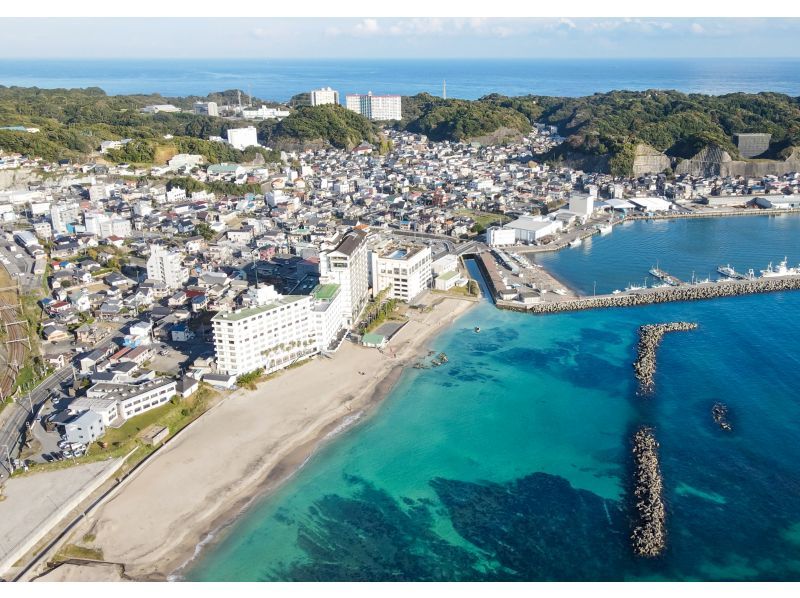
3, 86, 800, 177
0, 87, 373, 163
498, 90, 800, 173
258, 104, 378, 150
401, 93, 532, 141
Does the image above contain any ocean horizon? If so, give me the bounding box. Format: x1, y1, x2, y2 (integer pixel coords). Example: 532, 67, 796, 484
1, 57, 799, 101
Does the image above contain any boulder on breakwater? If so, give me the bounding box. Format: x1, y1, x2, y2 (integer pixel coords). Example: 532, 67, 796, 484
631, 426, 666, 558
633, 322, 698, 396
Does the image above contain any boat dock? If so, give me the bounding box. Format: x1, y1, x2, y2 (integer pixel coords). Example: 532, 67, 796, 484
717, 264, 750, 280
648, 267, 683, 286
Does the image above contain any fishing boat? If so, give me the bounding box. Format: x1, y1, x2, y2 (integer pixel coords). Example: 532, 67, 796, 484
569, 238, 582, 248
624, 283, 646, 292
598, 222, 613, 235
760, 257, 800, 278
717, 264, 737, 278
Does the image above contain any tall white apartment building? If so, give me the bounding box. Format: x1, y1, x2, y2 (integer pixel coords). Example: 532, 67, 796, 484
226, 126, 259, 150
345, 92, 402, 121
370, 243, 433, 302
193, 101, 219, 117
146, 244, 188, 290
310, 87, 340, 106
311, 283, 346, 352
212, 285, 317, 376
84, 212, 132, 239
318, 229, 369, 326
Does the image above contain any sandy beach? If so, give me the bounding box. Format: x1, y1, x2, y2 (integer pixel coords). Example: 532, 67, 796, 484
55, 295, 475, 581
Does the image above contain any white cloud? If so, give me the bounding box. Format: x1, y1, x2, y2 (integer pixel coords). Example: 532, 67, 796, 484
691, 22, 705, 34
354, 18, 380, 36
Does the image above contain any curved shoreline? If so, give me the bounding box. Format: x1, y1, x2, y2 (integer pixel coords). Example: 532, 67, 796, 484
169, 362, 406, 581
44, 297, 477, 582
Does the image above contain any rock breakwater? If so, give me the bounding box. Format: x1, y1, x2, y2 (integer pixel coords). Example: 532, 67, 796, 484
633, 322, 698, 396
498, 276, 800, 315
631, 426, 666, 558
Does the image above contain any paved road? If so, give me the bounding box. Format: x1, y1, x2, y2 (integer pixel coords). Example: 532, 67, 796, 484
0, 366, 73, 475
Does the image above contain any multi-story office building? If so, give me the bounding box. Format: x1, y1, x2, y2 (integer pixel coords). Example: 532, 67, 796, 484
146, 244, 188, 290
226, 126, 259, 150
318, 229, 369, 325
193, 101, 219, 117
345, 92, 402, 121
310, 87, 340, 106
370, 242, 432, 302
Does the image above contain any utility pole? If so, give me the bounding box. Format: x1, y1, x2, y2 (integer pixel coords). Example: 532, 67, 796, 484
2, 444, 13, 474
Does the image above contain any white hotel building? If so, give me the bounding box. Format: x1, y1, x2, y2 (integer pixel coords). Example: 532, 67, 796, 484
213, 284, 336, 376
370, 243, 432, 302
345, 92, 402, 121
318, 229, 370, 326
310, 87, 340, 106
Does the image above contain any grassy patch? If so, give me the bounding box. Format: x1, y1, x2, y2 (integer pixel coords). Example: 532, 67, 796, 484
54, 543, 104, 562
154, 144, 178, 164
455, 209, 511, 229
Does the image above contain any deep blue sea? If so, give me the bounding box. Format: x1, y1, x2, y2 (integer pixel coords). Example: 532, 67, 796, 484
1, 58, 799, 101
187, 214, 800, 581
533, 214, 800, 295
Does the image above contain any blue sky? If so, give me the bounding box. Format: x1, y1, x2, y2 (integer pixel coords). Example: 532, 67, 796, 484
2, 18, 799, 59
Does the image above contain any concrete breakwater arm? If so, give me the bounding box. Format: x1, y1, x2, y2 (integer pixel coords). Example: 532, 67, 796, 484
633, 322, 698, 396
631, 426, 666, 558
498, 276, 800, 315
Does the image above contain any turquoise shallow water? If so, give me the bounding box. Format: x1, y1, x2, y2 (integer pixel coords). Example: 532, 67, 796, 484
187, 216, 800, 581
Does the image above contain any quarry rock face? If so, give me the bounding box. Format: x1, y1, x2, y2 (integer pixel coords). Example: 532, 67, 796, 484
632, 144, 672, 176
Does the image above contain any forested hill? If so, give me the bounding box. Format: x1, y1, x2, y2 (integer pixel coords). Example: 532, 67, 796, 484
493, 90, 800, 166
0, 87, 375, 164
1, 86, 799, 176
400, 93, 532, 142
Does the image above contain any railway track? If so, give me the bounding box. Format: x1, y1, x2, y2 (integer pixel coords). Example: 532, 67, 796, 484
0, 297, 28, 400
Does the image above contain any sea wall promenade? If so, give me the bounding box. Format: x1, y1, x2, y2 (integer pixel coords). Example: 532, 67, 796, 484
492, 276, 800, 315
633, 322, 698, 395
630, 427, 666, 558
